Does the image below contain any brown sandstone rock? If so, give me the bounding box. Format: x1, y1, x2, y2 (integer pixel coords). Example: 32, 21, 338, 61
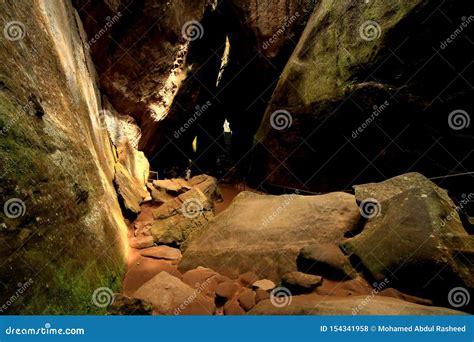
248, 296, 467, 315
297, 243, 356, 280
140, 246, 182, 261
238, 288, 256, 311
281, 272, 323, 294
129, 236, 154, 249
114, 163, 148, 214
133, 271, 214, 315
224, 301, 245, 315
215, 282, 239, 300
179, 191, 360, 280
252, 279, 276, 291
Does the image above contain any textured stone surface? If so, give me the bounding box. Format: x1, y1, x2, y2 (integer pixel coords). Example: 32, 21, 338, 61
254, 0, 474, 199
140, 246, 182, 260
249, 296, 467, 315
179, 191, 361, 280
342, 174, 474, 307
282, 272, 323, 293
114, 163, 148, 214
297, 243, 356, 280
0, 0, 127, 314
133, 271, 214, 315
107, 294, 153, 315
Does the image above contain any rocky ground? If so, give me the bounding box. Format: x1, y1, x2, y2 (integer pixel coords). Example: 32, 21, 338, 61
108, 173, 473, 315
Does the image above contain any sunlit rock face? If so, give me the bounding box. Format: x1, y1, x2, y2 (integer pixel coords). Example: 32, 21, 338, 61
73, 0, 213, 161
0, 0, 128, 314
254, 0, 474, 198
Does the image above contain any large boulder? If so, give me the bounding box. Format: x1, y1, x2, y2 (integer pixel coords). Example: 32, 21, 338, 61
297, 243, 356, 280
248, 295, 467, 315
253, 0, 474, 202
188, 174, 223, 203
150, 211, 214, 247
341, 173, 474, 308
179, 191, 361, 280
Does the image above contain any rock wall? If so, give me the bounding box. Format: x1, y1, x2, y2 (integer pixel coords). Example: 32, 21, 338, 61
75, 0, 317, 174
254, 0, 474, 197
0, 0, 128, 314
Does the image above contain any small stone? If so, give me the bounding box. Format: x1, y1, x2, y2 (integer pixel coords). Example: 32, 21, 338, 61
238, 271, 258, 286
224, 301, 245, 315
182, 267, 217, 289
252, 279, 275, 291
140, 246, 182, 260
215, 282, 238, 299
282, 271, 323, 294
238, 288, 256, 311
255, 288, 270, 303
129, 235, 154, 249
215, 274, 233, 284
